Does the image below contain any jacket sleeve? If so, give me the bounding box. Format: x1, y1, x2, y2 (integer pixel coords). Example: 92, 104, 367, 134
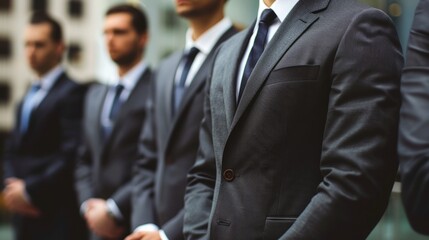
280, 9, 402, 239
399, 0, 429, 235
74, 140, 93, 206
130, 94, 158, 230
183, 66, 217, 240
74, 86, 96, 206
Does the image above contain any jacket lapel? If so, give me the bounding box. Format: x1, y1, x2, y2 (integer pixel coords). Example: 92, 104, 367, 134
23, 73, 67, 139
223, 26, 255, 129
88, 85, 108, 155
231, 0, 328, 129
162, 53, 182, 124
165, 27, 239, 153
172, 27, 239, 129
103, 69, 151, 149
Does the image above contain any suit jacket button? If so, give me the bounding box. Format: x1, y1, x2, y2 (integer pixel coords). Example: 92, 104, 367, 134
223, 169, 235, 182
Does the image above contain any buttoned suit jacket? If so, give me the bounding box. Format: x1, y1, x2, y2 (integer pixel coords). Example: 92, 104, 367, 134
398, 0, 429, 235
75, 68, 152, 234
131, 27, 238, 240
4, 72, 87, 240
184, 0, 403, 239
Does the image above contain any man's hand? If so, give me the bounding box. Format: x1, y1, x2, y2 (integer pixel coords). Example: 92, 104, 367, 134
125, 230, 162, 240
3, 178, 40, 217
84, 198, 124, 239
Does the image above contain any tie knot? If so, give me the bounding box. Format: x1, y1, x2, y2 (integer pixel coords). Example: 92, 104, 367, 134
114, 84, 124, 96
187, 47, 200, 59
30, 83, 41, 93
260, 9, 277, 25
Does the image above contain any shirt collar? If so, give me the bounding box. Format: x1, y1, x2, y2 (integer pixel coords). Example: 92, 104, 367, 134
257, 0, 300, 24
184, 17, 233, 55
115, 61, 147, 91
35, 65, 64, 91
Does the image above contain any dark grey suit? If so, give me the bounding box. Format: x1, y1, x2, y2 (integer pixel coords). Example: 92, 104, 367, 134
184, 0, 403, 239
399, 0, 429, 235
4, 72, 87, 240
131, 27, 237, 240
75, 68, 152, 238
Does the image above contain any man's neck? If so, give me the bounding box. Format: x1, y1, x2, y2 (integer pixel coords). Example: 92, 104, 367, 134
35, 62, 60, 78
118, 57, 141, 77
188, 11, 224, 41
264, 0, 275, 7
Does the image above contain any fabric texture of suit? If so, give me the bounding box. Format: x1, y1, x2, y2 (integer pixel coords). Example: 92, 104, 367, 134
75, 68, 152, 238
399, 0, 429, 235
131, 27, 238, 240
3, 72, 87, 240
184, 0, 403, 239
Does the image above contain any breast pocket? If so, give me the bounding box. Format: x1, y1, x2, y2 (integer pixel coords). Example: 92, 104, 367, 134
266, 65, 320, 85
263, 217, 297, 240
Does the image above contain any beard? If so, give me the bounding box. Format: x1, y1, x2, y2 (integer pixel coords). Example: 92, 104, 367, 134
177, 1, 221, 19
110, 48, 141, 66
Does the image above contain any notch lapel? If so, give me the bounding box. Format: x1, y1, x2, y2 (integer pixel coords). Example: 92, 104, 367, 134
161, 52, 182, 123
88, 85, 108, 155
104, 69, 151, 149
231, 0, 327, 130
223, 27, 255, 128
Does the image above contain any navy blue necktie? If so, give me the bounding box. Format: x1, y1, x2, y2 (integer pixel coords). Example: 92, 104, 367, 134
238, 9, 277, 101
102, 84, 124, 140
109, 84, 124, 122
20, 83, 41, 133
174, 47, 200, 114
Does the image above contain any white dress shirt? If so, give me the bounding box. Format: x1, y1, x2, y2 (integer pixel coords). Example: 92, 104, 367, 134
236, 0, 300, 99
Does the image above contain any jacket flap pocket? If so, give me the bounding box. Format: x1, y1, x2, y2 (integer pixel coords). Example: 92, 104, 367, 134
263, 217, 297, 240
267, 65, 320, 85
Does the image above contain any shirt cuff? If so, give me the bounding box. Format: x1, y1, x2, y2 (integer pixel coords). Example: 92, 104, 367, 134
106, 198, 124, 221
134, 223, 159, 232
23, 190, 32, 204
134, 224, 169, 240
80, 200, 88, 216
159, 230, 169, 240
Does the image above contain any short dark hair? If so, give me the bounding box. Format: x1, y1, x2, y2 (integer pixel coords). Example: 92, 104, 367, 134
105, 4, 148, 35
29, 11, 63, 42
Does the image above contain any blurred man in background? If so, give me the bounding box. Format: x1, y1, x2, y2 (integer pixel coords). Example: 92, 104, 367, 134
74, 4, 152, 240
399, 0, 429, 235
2, 12, 87, 240
125, 0, 237, 240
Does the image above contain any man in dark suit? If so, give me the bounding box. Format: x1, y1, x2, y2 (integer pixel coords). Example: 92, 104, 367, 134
125, 1, 237, 240
2, 12, 87, 240
399, 0, 429, 235
74, 4, 152, 240
184, 0, 403, 239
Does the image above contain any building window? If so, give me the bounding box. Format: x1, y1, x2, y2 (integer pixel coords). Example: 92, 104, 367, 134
0, 82, 11, 105
0, 37, 11, 59
31, 0, 48, 12
67, 43, 82, 64
0, 0, 12, 11
68, 0, 83, 18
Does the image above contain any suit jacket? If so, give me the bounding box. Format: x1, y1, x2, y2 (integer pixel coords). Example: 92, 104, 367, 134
184, 0, 403, 239
75, 68, 152, 232
131, 27, 237, 240
399, 0, 429, 235
3, 72, 87, 240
